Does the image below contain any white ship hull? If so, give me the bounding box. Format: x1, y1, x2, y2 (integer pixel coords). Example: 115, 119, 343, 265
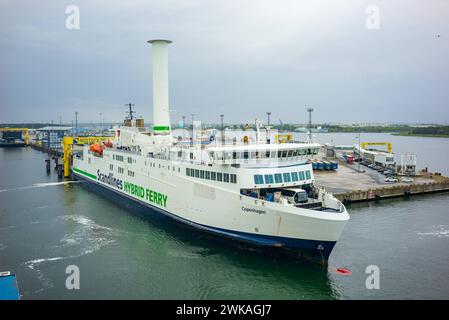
73, 149, 349, 264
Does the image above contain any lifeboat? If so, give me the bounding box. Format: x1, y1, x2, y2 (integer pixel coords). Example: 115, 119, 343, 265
103, 140, 113, 148
89, 143, 104, 155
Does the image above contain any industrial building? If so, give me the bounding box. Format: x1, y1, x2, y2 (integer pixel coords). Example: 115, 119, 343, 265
35, 126, 72, 150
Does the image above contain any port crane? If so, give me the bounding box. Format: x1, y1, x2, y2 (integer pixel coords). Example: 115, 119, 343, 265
361, 142, 392, 154
62, 136, 114, 178
0, 128, 30, 145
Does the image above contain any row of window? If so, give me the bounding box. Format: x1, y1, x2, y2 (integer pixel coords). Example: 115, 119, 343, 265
186, 168, 237, 184
254, 170, 312, 185
112, 154, 137, 164
209, 148, 319, 161
128, 170, 135, 177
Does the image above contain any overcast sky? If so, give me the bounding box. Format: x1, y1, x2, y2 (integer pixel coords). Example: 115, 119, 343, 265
0, 0, 448, 125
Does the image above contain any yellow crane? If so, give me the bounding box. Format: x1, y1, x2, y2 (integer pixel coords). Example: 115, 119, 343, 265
0, 128, 29, 144
275, 133, 293, 144
361, 142, 392, 154
62, 136, 114, 178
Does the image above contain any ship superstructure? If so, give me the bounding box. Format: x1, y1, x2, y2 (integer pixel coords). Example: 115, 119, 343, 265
72, 40, 349, 263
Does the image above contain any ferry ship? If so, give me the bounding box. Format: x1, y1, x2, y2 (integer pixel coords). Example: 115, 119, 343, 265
72, 40, 349, 264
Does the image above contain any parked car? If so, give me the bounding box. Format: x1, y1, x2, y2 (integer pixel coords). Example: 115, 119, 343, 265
383, 170, 394, 175
400, 177, 414, 183
385, 177, 398, 183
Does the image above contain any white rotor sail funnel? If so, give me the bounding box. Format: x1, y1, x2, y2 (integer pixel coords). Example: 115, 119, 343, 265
148, 39, 172, 134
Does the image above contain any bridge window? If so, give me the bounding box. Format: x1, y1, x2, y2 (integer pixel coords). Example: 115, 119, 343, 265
287, 150, 293, 157
283, 172, 291, 183
298, 171, 305, 180
200, 170, 205, 179
264, 174, 274, 184
277, 150, 282, 158
232, 151, 238, 160
243, 151, 249, 160
211, 172, 216, 181
254, 175, 264, 185
205, 171, 211, 180
305, 170, 311, 180
217, 172, 223, 182
223, 173, 230, 183
230, 174, 237, 184
264, 150, 270, 158
292, 150, 298, 157
186, 168, 191, 176
274, 173, 283, 183
194, 169, 199, 178
291, 172, 299, 181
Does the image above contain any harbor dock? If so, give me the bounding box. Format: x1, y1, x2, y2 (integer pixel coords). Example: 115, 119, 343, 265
314, 161, 449, 203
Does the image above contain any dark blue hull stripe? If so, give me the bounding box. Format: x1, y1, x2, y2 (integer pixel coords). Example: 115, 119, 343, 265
74, 173, 336, 260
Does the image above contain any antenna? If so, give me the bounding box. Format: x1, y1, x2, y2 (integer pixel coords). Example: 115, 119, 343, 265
125, 103, 136, 120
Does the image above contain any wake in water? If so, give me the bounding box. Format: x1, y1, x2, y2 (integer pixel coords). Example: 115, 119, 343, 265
24, 214, 120, 292
418, 225, 449, 238
0, 180, 80, 193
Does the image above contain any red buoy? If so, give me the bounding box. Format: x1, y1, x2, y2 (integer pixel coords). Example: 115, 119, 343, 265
335, 268, 352, 275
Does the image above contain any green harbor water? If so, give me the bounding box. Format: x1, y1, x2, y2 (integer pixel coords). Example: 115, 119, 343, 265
1, 134, 449, 299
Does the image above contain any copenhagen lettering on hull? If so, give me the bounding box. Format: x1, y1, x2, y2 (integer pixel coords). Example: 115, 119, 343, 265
123, 181, 168, 208
242, 206, 266, 215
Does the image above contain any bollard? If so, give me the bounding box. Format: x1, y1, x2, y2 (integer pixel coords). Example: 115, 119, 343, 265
57, 164, 63, 179
45, 159, 51, 173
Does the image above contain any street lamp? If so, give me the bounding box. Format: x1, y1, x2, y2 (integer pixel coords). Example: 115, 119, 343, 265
75, 111, 78, 136
220, 114, 224, 145
307, 107, 314, 142
191, 114, 194, 146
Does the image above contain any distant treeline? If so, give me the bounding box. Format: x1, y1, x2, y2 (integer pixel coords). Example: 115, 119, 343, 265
327, 125, 412, 133
0, 123, 57, 129
409, 126, 449, 135
2, 122, 448, 136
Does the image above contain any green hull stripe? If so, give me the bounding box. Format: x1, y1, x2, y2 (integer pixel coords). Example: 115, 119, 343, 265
73, 167, 96, 180
153, 126, 170, 131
